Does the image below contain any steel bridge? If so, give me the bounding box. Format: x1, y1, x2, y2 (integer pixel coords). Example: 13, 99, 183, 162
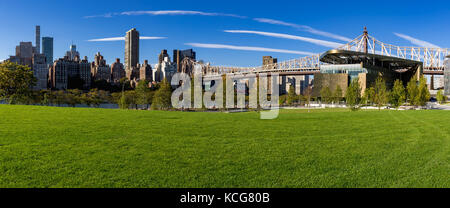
201, 28, 448, 76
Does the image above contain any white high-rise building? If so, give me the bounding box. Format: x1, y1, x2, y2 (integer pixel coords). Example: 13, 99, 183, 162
154, 57, 176, 83
65, 44, 80, 61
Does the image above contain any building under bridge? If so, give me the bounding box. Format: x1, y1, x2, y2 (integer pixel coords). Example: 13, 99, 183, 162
312, 49, 423, 97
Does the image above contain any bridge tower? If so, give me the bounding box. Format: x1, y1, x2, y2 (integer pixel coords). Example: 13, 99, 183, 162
363, 27, 368, 54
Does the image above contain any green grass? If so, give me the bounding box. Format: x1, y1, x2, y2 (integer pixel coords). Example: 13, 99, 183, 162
0, 105, 449, 188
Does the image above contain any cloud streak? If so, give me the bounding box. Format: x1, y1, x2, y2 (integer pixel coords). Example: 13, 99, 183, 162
185, 43, 315, 56
253, 18, 351, 42
85, 10, 246, 19
88, 36, 167, 42
394, 33, 440, 48
224, 30, 342, 48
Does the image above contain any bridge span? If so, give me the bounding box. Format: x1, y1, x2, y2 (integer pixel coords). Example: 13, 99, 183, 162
201, 27, 448, 76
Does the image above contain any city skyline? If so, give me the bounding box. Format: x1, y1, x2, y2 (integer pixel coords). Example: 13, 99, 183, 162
1, 0, 450, 67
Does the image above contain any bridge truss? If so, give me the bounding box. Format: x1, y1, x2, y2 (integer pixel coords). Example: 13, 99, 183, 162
202, 28, 448, 75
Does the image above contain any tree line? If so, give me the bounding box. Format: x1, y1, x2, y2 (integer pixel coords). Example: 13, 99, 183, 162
0, 61, 447, 110
345, 75, 431, 110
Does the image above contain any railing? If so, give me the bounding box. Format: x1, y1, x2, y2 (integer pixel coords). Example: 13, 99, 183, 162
202, 30, 449, 75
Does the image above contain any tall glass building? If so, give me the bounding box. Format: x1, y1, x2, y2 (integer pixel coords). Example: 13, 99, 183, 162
42, 37, 53, 64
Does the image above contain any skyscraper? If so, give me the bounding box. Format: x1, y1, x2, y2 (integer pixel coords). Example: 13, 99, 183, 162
49, 56, 91, 90
125, 28, 139, 72
65, 44, 80, 61
140, 60, 153, 82
111, 58, 125, 84
91, 52, 111, 82
173, 49, 196, 72
32, 53, 48, 90
42, 37, 53, 64
35, 26, 40, 53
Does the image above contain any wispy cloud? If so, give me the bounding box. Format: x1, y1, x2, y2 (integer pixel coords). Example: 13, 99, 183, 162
224, 30, 342, 48
85, 10, 246, 19
185, 43, 315, 56
88, 36, 167, 42
394, 33, 440, 48
253, 18, 351, 42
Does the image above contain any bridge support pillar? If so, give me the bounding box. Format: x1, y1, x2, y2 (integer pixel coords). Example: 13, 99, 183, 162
430, 75, 434, 90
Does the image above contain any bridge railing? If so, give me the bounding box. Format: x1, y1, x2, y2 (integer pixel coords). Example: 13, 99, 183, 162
338, 34, 450, 70
203, 30, 449, 75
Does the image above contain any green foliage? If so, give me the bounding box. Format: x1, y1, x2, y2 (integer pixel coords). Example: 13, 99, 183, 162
345, 78, 361, 110
151, 78, 172, 110
407, 77, 419, 106
119, 77, 132, 91
118, 93, 128, 109
437, 89, 447, 104
362, 87, 375, 106
80, 89, 103, 107
135, 80, 153, 109
0, 61, 36, 104
320, 85, 332, 104
118, 91, 137, 109
303, 86, 313, 108
390, 79, 406, 109
279, 94, 287, 106
286, 86, 298, 106
332, 85, 343, 104
66, 89, 82, 107
373, 76, 389, 110
406, 76, 430, 107
417, 76, 430, 106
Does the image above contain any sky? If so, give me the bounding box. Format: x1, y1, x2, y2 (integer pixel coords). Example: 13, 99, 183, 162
1, 0, 450, 67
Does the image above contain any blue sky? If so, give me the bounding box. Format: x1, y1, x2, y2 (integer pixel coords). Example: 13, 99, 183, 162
1, 0, 450, 67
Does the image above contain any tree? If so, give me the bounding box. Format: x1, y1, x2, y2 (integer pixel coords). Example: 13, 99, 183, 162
0, 61, 36, 104
89, 89, 103, 107
345, 78, 361, 110
118, 93, 128, 109
286, 86, 298, 106
39, 90, 51, 106
303, 86, 313, 110
54, 90, 66, 106
66, 89, 82, 107
119, 77, 132, 91
117, 90, 137, 109
279, 95, 287, 106
407, 77, 419, 106
135, 80, 151, 109
320, 85, 332, 104
390, 79, 406, 109
373, 76, 389, 110
151, 78, 172, 110
333, 85, 343, 104
81, 92, 93, 106
437, 89, 447, 104
362, 87, 375, 106
417, 75, 430, 107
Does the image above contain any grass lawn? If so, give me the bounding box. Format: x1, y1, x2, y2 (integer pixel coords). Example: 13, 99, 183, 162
0, 105, 448, 188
